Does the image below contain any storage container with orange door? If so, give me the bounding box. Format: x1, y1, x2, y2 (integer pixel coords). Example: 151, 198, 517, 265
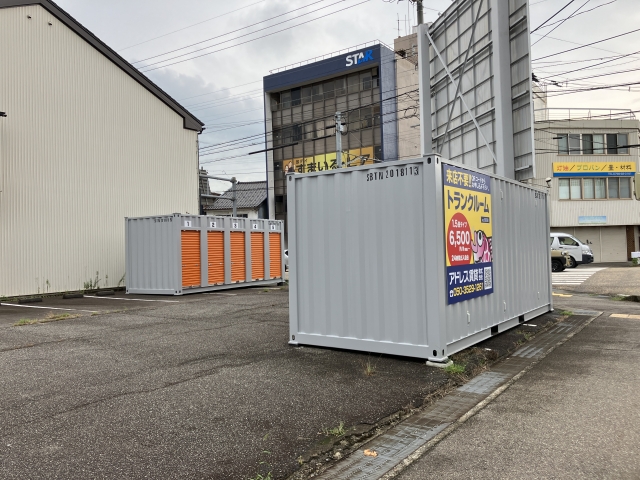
125, 214, 284, 295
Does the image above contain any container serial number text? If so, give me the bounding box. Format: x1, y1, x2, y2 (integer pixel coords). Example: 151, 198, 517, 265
366, 166, 419, 182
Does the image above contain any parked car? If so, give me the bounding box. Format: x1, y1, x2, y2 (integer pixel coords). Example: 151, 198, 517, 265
284, 249, 288, 271
551, 249, 571, 272
550, 232, 594, 268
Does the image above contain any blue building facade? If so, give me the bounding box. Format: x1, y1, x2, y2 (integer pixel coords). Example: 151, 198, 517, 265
263, 43, 398, 227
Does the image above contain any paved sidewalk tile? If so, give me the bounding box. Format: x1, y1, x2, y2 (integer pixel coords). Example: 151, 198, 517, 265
320, 314, 598, 480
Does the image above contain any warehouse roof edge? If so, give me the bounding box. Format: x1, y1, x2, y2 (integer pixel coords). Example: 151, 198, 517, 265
0, 0, 204, 132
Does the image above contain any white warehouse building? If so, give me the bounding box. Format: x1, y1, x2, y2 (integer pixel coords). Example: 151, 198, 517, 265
0, 0, 203, 297
533, 108, 640, 263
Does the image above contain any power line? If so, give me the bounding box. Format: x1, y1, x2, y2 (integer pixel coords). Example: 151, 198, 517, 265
533, 27, 640, 61
118, 0, 268, 52
532, 0, 590, 47
531, 0, 576, 34
141, 0, 371, 72
133, 0, 332, 65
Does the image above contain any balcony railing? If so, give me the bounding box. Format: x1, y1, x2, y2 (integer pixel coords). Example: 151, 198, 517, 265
534, 108, 637, 122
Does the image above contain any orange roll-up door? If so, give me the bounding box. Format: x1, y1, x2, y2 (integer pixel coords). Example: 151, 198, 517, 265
230, 231, 246, 282
251, 232, 265, 280
269, 233, 282, 278
207, 231, 224, 285
181, 230, 201, 288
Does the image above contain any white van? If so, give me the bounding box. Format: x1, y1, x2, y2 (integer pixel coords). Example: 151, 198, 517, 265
550, 232, 594, 268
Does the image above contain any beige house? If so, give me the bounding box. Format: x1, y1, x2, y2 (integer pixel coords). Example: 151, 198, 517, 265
533, 109, 640, 262
0, 0, 203, 296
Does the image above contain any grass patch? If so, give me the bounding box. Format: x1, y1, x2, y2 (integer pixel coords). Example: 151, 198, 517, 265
323, 421, 346, 437
444, 363, 465, 375
559, 310, 573, 316
611, 295, 626, 301
14, 318, 39, 326
361, 356, 378, 376
13, 312, 78, 326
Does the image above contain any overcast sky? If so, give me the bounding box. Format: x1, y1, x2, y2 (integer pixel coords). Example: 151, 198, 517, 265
54, 0, 640, 191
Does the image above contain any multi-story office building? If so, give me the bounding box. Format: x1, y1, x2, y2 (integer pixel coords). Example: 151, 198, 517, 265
262, 43, 398, 232
534, 109, 640, 262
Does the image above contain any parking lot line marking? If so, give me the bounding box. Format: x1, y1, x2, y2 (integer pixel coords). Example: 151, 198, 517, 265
1, 303, 98, 313
83, 296, 179, 303
610, 314, 640, 320
552, 293, 573, 297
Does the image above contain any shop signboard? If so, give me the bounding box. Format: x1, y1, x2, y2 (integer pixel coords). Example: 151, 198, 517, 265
552, 161, 635, 177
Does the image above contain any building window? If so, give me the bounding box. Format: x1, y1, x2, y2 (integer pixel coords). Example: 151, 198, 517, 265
557, 133, 629, 155
582, 134, 593, 155
323, 81, 335, 99
617, 133, 628, 154
312, 84, 323, 102
301, 86, 312, 104
593, 134, 605, 154
559, 177, 631, 200
291, 88, 301, 106
569, 134, 581, 155
281, 91, 291, 109
582, 178, 594, 199
558, 134, 569, 154
595, 178, 607, 198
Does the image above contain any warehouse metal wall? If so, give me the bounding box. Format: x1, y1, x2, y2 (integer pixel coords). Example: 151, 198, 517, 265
0, 5, 198, 297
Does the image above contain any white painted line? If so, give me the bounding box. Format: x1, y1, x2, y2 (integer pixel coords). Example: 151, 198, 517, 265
84, 296, 179, 303
204, 292, 237, 296
1, 303, 98, 313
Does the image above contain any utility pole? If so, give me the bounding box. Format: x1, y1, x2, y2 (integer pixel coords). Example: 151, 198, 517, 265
231, 177, 237, 217
416, 0, 423, 25
335, 112, 343, 168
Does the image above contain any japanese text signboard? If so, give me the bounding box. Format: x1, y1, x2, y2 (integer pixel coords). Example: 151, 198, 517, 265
443, 165, 494, 305
552, 161, 635, 177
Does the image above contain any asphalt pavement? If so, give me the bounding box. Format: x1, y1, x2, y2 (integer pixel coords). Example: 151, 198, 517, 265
553, 262, 640, 296
0, 287, 454, 480
394, 293, 640, 480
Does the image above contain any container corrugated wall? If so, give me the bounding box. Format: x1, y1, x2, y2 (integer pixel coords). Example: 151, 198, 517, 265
126, 215, 284, 295
0, 5, 199, 297
288, 156, 552, 361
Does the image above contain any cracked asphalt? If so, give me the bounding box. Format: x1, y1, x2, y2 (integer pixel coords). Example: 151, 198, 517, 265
0, 288, 450, 479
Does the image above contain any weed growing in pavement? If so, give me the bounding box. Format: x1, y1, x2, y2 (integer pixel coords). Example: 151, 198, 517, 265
361, 356, 378, 376
13, 312, 78, 326
247, 435, 273, 480
611, 295, 626, 301
444, 363, 465, 375
14, 318, 39, 326
559, 310, 573, 316
84, 271, 101, 290
323, 421, 346, 437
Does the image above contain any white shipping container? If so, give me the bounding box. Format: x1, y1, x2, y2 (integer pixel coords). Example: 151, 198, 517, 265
288, 156, 552, 362
125, 214, 285, 295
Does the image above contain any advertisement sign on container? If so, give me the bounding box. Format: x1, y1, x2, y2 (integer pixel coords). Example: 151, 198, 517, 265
443, 164, 493, 304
